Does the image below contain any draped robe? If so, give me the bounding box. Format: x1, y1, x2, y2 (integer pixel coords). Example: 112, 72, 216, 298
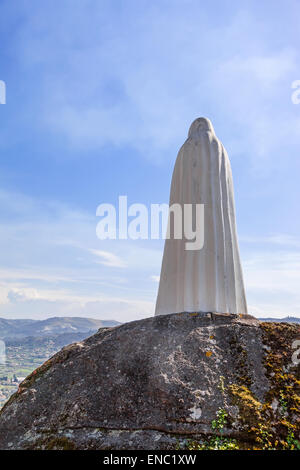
155, 118, 247, 316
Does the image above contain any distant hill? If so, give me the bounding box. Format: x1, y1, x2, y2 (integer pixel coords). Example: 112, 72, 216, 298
0, 317, 121, 340
5, 330, 98, 349
1, 315, 297, 340
259, 316, 300, 324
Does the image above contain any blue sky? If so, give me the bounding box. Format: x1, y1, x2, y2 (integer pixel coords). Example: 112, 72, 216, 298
0, 0, 300, 321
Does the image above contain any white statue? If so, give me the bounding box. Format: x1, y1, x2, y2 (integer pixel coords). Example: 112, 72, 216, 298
155, 117, 247, 316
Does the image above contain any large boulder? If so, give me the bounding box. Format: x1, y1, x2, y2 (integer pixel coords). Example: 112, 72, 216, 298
0, 312, 299, 450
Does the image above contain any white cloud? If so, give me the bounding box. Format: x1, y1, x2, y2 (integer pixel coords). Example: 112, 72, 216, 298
89, 249, 127, 268
5, 1, 296, 167
0, 289, 154, 323
7, 288, 40, 303
0, 187, 300, 320
240, 234, 300, 247
0, 285, 9, 305
0, 188, 159, 320
242, 249, 300, 317
218, 50, 296, 89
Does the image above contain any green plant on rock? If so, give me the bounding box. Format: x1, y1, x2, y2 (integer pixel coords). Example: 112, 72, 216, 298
286, 429, 300, 450
211, 408, 227, 432
187, 407, 239, 451
279, 389, 288, 415
250, 422, 274, 450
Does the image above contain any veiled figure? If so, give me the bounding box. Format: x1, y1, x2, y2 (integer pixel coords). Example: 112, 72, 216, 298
155, 117, 247, 316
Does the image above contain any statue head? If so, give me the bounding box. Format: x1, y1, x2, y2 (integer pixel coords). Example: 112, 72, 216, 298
188, 117, 215, 138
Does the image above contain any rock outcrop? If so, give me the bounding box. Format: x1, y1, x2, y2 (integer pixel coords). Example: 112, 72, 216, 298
0, 312, 299, 450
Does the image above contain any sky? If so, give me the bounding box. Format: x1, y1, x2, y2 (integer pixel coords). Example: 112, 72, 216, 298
0, 0, 300, 321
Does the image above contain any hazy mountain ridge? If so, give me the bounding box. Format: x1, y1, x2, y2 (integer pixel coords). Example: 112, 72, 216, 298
0, 317, 120, 340
4, 330, 99, 348
1, 316, 299, 340
259, 316, 300, 324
